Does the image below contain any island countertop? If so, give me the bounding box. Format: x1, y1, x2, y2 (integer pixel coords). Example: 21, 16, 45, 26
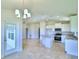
66, 35, 78, 40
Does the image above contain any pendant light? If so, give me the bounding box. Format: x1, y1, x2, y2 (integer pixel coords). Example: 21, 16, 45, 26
15, 0, 31, 19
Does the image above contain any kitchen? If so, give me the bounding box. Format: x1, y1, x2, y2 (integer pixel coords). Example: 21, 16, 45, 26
23, 15, 78, 57
40, 15, 78, 56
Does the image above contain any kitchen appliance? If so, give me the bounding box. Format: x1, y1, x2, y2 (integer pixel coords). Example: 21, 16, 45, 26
54, 28, 62, 41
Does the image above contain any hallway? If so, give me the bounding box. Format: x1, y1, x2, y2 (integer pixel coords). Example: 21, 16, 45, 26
3, 39, 78, 59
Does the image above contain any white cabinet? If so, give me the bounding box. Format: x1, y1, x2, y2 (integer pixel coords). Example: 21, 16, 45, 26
65, 39, 78, 56
62, 24, 70, 32
70, 16, 78, 32
61, 35, 66, 43
40, 35, 54, 48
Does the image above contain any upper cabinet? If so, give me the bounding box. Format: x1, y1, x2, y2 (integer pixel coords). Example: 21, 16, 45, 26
70, 15, 78, 32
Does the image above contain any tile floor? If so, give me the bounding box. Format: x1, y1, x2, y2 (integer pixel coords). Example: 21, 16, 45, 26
3, 39, 78, 59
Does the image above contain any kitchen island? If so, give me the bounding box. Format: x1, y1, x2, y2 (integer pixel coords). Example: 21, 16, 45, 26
65, 35, 78, 56
40, 35, 54, 48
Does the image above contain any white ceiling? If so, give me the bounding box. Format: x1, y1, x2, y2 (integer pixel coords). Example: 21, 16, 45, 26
2, 0, 77, 18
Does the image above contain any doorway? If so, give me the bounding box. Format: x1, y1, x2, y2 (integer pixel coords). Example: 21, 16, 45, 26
38, 28, 40, 39
26, 28, 28, 39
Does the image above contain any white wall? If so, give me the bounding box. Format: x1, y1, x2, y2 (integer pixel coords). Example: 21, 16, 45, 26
1, 9, 23, 58
23, 21, 46, 39
29, 23, 39, 39
23, 23, 40, 39
40, 21, 46, 35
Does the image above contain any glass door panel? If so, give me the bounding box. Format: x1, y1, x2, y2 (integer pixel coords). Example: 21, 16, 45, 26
5, 24, 16, 55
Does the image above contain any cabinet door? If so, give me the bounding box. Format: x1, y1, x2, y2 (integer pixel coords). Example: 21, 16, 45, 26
70, 16, 78, 32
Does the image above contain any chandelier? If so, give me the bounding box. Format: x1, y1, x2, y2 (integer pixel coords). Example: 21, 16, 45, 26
15, 9, 31, 19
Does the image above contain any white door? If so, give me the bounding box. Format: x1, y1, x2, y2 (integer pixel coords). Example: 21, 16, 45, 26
4, 24, 16, 56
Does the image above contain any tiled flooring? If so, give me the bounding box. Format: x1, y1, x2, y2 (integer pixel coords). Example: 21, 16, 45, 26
3, 39, 78, 59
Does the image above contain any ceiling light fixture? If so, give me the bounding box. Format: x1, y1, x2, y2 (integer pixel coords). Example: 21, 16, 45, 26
15, 9, 31, 19
15, 0, 31, 19
24, 9, 28, 14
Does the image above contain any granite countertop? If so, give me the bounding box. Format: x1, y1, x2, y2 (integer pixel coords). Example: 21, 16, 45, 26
66, 35, 78, 40
61, 32, 78, 40
62, 32, 74, 35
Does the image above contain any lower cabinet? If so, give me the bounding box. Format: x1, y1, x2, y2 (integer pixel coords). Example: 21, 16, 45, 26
40, 35, 54, 48
61, 35, 66, 43
65, 39, 78, 56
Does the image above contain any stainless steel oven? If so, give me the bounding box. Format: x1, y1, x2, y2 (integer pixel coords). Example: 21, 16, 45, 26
54, 28, 62, 41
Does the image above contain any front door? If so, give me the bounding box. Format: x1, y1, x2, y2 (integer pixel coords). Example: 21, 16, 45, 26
4, 24, 16, 56
38, 28, 40, 39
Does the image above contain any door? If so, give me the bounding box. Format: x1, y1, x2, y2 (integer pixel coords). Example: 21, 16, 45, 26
4, 24, 16, 56
38, 28, 40, 39
26, 28, 28, 39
